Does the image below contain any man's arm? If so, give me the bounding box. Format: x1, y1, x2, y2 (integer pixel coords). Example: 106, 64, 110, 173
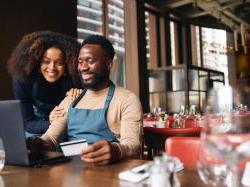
116, 92, 143, 159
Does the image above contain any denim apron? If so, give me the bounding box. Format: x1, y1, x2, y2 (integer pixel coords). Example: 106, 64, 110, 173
67, 82, 117, 144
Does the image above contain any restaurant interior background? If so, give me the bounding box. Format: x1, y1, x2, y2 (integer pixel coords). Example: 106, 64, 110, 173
0, 0, 250, 114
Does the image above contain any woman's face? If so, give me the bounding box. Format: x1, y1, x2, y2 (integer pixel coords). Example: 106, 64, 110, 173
40, 47, 65, 83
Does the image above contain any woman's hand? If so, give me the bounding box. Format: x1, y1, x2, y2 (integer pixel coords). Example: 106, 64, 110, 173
49, 106, 65, 124
66, 88, 83, 100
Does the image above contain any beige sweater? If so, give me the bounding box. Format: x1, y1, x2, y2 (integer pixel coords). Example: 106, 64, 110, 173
41, 85, 143, 159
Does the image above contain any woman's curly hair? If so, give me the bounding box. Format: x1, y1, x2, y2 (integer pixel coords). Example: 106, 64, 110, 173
7, 31, 81, 87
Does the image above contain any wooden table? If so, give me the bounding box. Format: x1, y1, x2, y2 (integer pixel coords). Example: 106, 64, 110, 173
0, 157, 212, 187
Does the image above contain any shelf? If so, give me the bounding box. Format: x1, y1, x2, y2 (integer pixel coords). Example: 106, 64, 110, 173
148, 64, 185, 71
149, 90, 207, 94
189, 65, 224, 75
149, 91, 169, 94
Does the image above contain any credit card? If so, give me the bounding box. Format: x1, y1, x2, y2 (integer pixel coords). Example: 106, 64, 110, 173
60, 139, 88, 156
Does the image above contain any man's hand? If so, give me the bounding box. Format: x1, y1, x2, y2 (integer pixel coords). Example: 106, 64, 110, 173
49, 106, 65, 123
66, 88, 83, 100
26, 137, 52, 154
80, 140, 120, 165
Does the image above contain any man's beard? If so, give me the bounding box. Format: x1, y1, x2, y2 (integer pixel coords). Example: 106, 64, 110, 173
79, 69, 109, 89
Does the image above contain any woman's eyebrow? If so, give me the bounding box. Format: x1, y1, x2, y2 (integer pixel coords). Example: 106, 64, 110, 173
42, 56, 63, 60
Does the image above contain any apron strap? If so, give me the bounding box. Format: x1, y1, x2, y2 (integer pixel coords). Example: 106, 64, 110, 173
103, 81, 115, 109
71, 89, 87, 108
71, 81, 115, 109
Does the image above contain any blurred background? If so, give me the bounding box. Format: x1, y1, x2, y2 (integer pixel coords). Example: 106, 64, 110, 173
1, 0, 250, 113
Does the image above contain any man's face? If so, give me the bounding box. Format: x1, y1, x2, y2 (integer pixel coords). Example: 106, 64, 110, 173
77, 44, 111, 89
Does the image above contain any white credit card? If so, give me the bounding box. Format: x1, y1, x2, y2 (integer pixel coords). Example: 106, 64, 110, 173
60, 139, 88, 157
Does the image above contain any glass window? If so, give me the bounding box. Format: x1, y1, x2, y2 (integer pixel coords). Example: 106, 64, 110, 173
189, 69, 199, 90
199, 71, 208, 91
201, 27, 228, 84
148, 69, 185, 111
107, 0, 125, 86
172, 69, 185, 91
167, 91, 185, 113
148, 71, 166, 93
77, 0, 103, 42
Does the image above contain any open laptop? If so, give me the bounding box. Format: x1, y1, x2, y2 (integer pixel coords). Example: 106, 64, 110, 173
0, 100, 69, 166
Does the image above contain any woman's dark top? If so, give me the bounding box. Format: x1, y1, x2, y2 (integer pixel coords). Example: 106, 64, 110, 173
12, 75, 73, 134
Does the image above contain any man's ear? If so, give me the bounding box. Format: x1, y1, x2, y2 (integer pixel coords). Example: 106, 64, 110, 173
107, 59, 113, 70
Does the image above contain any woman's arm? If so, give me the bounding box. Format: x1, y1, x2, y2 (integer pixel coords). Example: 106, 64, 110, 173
49, 88, 83, 123
12, 78, 49, 134
41, 96, 72, 145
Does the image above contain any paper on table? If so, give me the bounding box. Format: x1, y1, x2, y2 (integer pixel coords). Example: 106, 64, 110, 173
118, 160, 184, 183
118, 163, 150, 183
241, 162, 250, 186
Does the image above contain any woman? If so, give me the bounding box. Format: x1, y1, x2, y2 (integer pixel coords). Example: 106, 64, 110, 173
7, 31, 82, 136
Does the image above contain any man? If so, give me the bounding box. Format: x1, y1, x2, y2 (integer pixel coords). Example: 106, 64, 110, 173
40, 35, 143, 165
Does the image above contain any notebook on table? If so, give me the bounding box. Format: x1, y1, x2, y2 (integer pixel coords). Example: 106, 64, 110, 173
0, 100, 69, 167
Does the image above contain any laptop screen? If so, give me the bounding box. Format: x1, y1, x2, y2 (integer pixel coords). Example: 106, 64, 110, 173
0, 100, 68, 166
0, 100, 30, 165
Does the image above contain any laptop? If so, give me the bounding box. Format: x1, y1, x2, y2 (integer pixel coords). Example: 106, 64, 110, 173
0, 100, 69, 166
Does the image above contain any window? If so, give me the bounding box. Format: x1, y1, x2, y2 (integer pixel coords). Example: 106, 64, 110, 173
191, 25, 228, 85
201, 27, 228, 84
77, 0, 125, 86
77, 0, 103, 39
107, 0, 125, 86
144, 9, 168, 111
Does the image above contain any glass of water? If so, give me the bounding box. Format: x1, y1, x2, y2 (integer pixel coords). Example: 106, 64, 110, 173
197, 136, 231, 186
198, 85, 250, 187
0, 138, 5, 172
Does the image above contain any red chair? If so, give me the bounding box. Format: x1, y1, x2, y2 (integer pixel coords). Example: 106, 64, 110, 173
165, 136, 250, 170
143, 126, 201, 159
165, 137, 200, 166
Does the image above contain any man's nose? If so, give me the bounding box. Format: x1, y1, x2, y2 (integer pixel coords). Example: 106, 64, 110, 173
78, 62, 89, 71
